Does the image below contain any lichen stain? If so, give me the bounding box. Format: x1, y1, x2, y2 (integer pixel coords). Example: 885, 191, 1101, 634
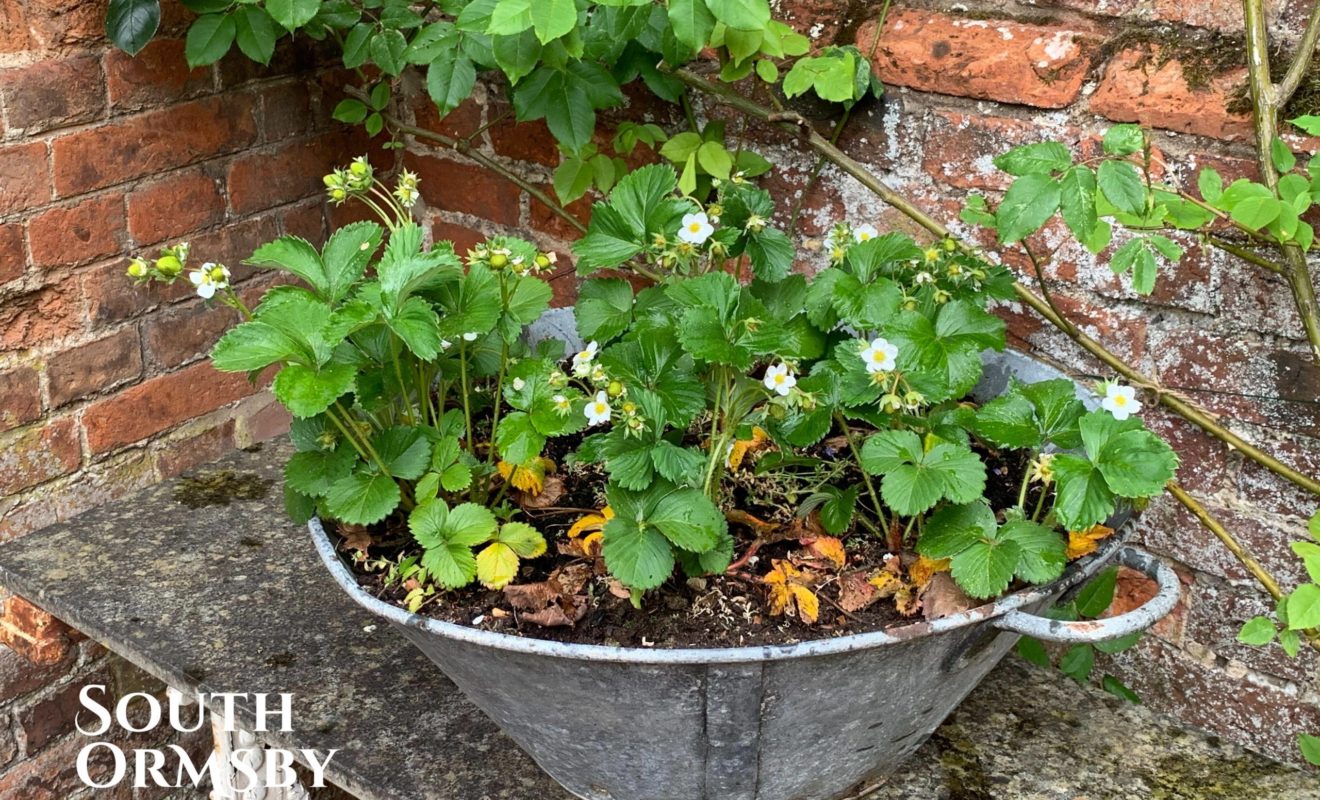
173, 470, 272, 508
1143, 751, 1302, 798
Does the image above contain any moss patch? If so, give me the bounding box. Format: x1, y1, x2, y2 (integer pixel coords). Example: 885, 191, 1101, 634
173, 470, 273, 508
1141, 750, 1304, 798
1101, 25, 1247, 91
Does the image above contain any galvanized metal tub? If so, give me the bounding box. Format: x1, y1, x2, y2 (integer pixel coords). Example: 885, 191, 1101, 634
307, 349, 1180, 800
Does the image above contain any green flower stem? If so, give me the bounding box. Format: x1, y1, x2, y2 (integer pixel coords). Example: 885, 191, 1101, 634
487, 341, 509, 469
391, 345, 416, 426
702, 372, 731, 499
327, 403, 413, 511
458, 341, 476, 456
1031, 477, 1050, 522
834, 412, 887, 535
1016, 457, 1033, 510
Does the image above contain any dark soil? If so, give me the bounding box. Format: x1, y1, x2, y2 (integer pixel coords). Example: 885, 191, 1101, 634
338, 424, 1043, 650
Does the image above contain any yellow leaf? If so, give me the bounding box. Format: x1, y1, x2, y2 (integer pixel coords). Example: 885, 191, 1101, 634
497, 457, 555, 496
476, 542, 520, 589
581, 531, 604, 556
803, 535, 846, 569
868, 570, 903, 597
1066, 524, 1114, 560
790, 584, 819, 623
908, 555, 950, 589
726, 426, 770, 470
567, 506, 614, 538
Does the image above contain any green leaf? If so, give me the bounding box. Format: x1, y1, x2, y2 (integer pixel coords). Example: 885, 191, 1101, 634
1082, 411, 1178, 497
272, 363, 355, 418
211, 320, 301, 372
1097, 160, 1146, 215
341, 23, 372, 68
755, 58, 778, 82
1236, 616, 1277, 646
234, 5, 278, 64
669, 0, 715, 50
325, 470, 400, 525
1101, 124, 1144, 156
1021, 378, 1084, 448
602, 516, 674, 590
696, 141, 733, 178
488, 0, 532, 34
1272, 137, 1297, 174
950, 537, 1021, 599
267, 0, 319, 31
332, 98, 368, 124
1094, 631, 1140, 654
1058, 166, 1098, 241
652, 488, 726, 552
1058, 644, 1095, 684
284, 445, 356, 496
744, 227, 794, 282
1230, 195, 1283, 231
1299, 733, 1320, 766
495, 411, 546, 465
529, 0, 575, 43
1017, 636, 1051, 668
372, 427, 432, 479
369, 28, 407, 75
993, 141, 1072, 176
973, 390, 1042, 448
918, 501, 997, 560
818, 485, 858, 536
1286, 583, 1320, 630
185, 14, 236, 67
513, 63, 623, 151
706, 0, 770, 30
1101, 675, 1141, 703
1290, 116, 1320, 136
1310, 508, 1320, 539
1296, 541, 1320, 584
576, 278, 634, 341
1076, 566, 1118, 618
1197, 168, 1224, 204
1052, 454, 1115, 531
996, 174, 1060, 244
650, 441, 705, 487
322, 221, 382, 303
284, 485, 316, 524
106, 0, 161, 55
1000, 520, 1066, 583
427, 50, 477, 113
248, 236, 327, 294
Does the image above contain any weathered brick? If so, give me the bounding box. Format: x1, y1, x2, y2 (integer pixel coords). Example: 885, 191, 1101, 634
46, 331, 144, 408
0, 367, 40, 433
856, 10, 1094, 109
83, 259, 192, 330
143, 299, 240, 369
105, 37, 211, 112
0, 222, 25, 283
488, 115, 560, 168
0, 0, 31, 54
529, 183, 592, 241
227, 132, 345, 215
1183, 576, 1318, 685
921, 111, 1062, 191
260, 80, 315, 140
1235, 435, 1320, 519
82, 362, 257, 453
0, 55, 104, 135
235, 394, 292, 445
0, 645, 76, 703
187, 214, 280, 282
24, 0, 103, 48
155, 419, 236, 478
52, 94, 258, 196
127, 169, 225, 245
1091, 48, 1252, 141
27, 193, 126, 268
407, 153, 522, 226
18, 666, 111, 754
413, 95, 485, 141
0, 418, 81, 496
0, 141, 51, 215
0, 450, 157, 541
0, 275, 83, 352
280, 198, 325, 244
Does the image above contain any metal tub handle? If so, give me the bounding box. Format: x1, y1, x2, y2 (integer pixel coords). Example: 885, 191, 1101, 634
993, 547, 1179, 643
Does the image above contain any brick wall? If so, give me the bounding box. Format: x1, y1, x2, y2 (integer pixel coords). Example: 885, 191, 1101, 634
0, 0, 350, 791
391, 0, 1320, 766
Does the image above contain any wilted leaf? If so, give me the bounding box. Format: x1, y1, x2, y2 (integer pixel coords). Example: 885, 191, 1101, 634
567, 506, 613, 538
764, 559, 820, 623
501, 563, 591, 627
340, 525, 374, 554
727, 426, 771, 470
796, 535, 847, 571
922, 572, 976, 620
909, 554, 950, 589
838, 571, 880, 612
497, 456, 556, 496
1067, 523, 1114, 560
520, 475, 565, 508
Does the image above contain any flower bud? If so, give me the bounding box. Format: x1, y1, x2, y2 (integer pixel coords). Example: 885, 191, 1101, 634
535, 253, 552, 269
768, 402, 787, 420
489, 253, 509, 269
126, 258, 149, 279
155, 255, 183, 278
880, 393, 903, 412
607, 380, 624, 398
903, 390, 925, 408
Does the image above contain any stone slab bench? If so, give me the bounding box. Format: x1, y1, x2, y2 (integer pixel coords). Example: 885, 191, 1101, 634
0, 440, 1307, 799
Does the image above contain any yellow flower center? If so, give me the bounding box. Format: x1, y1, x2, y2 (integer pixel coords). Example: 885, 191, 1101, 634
593, 403, 607, 414
773, 374, 785, 385
1114, 395, 1127, 406
689, 223, 702, 232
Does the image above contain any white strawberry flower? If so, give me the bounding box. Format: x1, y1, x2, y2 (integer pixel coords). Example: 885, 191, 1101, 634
511, 378, 526, 391
859, 337, 899, 374
763, 363, 796, 396
441, 339, 453, 351
1101, 383, 1142, 420
678, 212, 715, 245
572, 341, 599, 376
584, 391, 612, 426
553, 394, 571, 415
462, 331, 479, 342
188, 262, 230, 300
853, 223, 879, 243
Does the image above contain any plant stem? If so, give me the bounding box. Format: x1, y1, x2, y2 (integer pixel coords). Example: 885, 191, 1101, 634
667, 65, 1320, 497
1168, 482, 1320, 653
1203, 234, 1285, 274
458, 341, 475, 455
834, 412, 887, 534
1278, 0, 1320, 107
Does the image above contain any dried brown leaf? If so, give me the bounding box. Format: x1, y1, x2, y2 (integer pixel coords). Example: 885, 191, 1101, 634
921, 573, 975, 620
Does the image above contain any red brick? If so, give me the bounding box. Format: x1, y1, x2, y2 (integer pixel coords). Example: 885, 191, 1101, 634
529, 183, 592, 241
238, 396, 292, 443
156, 419, 236, 477
921, 111, 1055, 192
52, 94, 258, 196
0, 367, 40, 433
0, 596, 76, 668
0, 418, 81, 496
280, 198, 325, 244
431, 219, 485, 257
105, 37, 211, 112
24, 0, 103, 49
1236, 437, 1320, 519
0, 728, 113, 800
27, 193, 126, 268
548, 267, 578, 308
261, 80, 315, 140
227, 132, 345, 215
407, 152, 523, 226
488, 115, 560, 167
188, 214, 280, 283
0, 56, 104, 134
0, 141, 51, 215
0, 0, 31, 54
413, 95, 485, 141
1183, 577, 1318, 685
0, 645, 76, 702
1137, 496, 1311, 588
1091, 48, 1252, 141
856, 10, 1094, 109
82, 361, 257, 453
127, 169, 225, 245
0, 275, 83, 352
83, 259, 191, 330
18, 666, 111, 754
46, 331, 144, 407
144, 299, 241, 369
775, 0, 848, 43
0, 222, 24, 283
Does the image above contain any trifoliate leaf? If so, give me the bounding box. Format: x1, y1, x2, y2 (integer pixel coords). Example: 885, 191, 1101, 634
324, 470, 400, 525
950, 536, 1020, 599
1000, 519, 1067, 584
576, 277, 635, 342
284, 445, 357, 497
602, 515, 674, 590
273, 363, 356, 418
651, 488, 726, 553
